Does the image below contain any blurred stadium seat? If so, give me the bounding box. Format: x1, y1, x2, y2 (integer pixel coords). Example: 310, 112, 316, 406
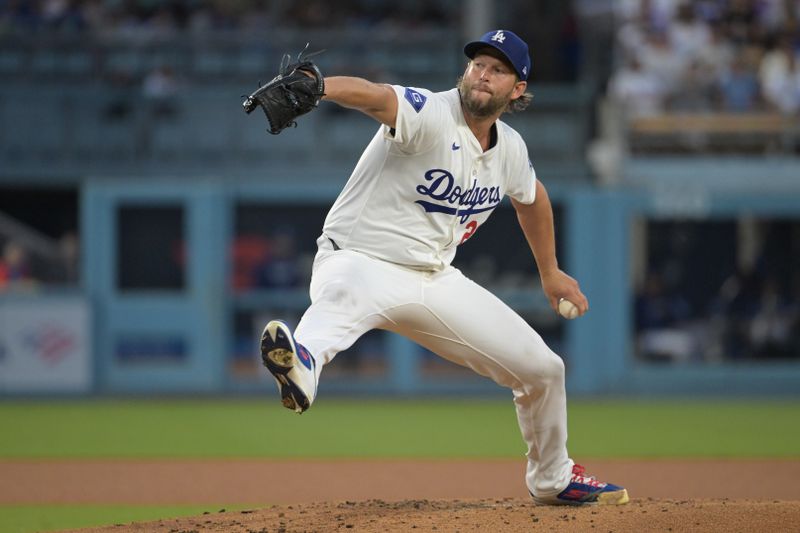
0, 93, 63, 160
628, 112, 800, 153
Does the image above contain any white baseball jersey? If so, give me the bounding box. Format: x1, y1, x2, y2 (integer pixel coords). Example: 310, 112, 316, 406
322, 85, 538, 271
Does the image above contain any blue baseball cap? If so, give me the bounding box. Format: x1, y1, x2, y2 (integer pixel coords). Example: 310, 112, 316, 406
464, 29, 531, 81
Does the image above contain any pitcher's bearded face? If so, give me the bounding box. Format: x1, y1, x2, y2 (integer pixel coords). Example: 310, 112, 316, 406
458, 76, 514, 118
459, 51, 519, 118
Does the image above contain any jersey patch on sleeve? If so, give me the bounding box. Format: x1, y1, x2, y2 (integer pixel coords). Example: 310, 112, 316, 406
404, 88, 427, 113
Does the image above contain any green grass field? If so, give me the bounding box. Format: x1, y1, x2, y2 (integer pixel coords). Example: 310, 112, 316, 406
0, 505, 226, 533
2, 398, 799, 459
1, 398, 798, 532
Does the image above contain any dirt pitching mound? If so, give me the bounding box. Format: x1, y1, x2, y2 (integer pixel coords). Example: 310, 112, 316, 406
67, 498, 800, 533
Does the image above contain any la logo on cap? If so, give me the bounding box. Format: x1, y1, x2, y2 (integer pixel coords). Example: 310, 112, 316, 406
491, 30, 506, 43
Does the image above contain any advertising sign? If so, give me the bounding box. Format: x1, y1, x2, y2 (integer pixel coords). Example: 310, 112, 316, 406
0, 297, 91, 392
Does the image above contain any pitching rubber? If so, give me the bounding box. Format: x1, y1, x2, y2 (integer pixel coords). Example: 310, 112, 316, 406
596, 488, 629, 505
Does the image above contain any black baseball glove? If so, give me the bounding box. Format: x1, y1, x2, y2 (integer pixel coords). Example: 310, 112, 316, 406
243, 44, 325, 135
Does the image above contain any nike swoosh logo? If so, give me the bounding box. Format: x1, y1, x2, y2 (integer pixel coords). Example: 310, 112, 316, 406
451, 142, 460, 151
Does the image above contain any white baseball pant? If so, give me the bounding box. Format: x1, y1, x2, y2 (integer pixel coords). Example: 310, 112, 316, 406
293, 236, 575, 498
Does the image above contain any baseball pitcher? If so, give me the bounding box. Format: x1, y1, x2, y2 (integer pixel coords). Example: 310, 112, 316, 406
244, 30, 628, 506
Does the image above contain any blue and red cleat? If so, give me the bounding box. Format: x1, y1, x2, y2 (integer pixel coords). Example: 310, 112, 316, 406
533, 464, 629, 506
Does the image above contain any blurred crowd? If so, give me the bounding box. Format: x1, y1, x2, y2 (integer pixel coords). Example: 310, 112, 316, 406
636, 269, 800, 362
635, 219, 800, 362
0, 0, 453, 37
0, 233, 79, 291
609, 0, 800, 116
231, 228, 306, 292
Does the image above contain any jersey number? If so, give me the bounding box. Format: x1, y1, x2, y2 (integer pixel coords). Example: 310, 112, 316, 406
459, 221, 478, 245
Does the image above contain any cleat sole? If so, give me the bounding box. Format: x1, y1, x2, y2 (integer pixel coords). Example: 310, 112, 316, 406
268, 348, 294, 368
531, 488, 630, 507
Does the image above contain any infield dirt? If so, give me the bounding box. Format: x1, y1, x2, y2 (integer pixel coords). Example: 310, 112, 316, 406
66, 498, 800, 533
3, 459, 798, 532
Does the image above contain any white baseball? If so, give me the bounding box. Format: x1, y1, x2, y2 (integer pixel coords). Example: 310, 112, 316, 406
557, 298, 579, 320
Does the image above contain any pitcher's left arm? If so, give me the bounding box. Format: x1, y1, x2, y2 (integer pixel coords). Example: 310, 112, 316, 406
511, 180, 588, 316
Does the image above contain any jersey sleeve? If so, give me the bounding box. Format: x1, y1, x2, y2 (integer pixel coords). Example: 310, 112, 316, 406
504, 134, 538, 205
383, 85, 447, 153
